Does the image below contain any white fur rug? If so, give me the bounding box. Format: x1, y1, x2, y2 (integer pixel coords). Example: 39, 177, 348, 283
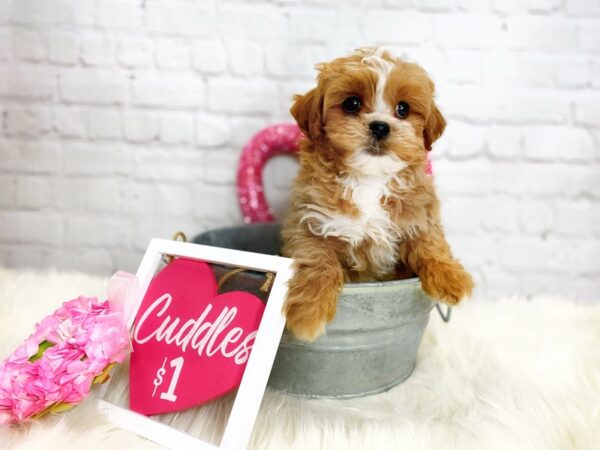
1, 268, 599, 450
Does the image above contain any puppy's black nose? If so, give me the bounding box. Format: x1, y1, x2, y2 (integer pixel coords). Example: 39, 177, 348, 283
369, 121, 390, 140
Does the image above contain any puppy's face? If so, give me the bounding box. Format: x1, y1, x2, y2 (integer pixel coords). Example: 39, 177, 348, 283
291, 49, 445, 177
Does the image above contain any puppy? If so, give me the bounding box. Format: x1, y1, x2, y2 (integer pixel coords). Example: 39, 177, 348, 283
281, 48, 473, 342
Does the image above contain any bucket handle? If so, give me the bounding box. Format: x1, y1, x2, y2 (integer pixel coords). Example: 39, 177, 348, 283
434, 303, 452, 323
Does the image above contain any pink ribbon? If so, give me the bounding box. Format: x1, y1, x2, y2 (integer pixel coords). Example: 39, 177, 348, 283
107, 271, 139, 326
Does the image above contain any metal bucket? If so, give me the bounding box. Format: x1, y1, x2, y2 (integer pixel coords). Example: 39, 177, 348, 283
193, 224, 442, 399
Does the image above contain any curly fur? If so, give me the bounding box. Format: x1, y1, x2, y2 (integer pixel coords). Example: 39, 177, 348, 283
281, 48, 473, 341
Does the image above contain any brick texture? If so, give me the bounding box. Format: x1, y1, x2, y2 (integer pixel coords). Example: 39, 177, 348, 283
0, 0, 598, 302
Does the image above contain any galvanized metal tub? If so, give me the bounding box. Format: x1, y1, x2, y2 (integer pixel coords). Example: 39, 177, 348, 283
193, 224, 438, 399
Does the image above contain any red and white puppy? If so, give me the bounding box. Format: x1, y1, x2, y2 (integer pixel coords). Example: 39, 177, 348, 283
281, 48, 473, 341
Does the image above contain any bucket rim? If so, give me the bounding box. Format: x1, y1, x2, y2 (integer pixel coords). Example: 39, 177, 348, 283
343, 276, 421, 291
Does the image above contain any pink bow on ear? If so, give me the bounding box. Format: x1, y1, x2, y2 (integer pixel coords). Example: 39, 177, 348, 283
107, 271, 139, 326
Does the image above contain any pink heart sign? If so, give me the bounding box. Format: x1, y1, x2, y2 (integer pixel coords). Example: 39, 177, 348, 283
129, 258, 265, 416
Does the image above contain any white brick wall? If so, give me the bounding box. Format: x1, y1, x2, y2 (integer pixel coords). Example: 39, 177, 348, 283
0, 0, 598, 303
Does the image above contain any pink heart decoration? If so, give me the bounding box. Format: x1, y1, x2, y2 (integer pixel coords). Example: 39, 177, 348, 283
129, 258, 265, 416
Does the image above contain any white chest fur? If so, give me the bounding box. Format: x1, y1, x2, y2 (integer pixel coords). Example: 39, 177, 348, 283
302, 174, 400, 275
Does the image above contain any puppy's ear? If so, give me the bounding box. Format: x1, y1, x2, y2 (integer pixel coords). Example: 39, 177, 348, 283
290, 87, 323, 140
423, 102, 446, 151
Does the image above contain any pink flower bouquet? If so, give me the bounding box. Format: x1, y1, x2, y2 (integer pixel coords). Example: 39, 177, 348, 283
0, 295, 131, 425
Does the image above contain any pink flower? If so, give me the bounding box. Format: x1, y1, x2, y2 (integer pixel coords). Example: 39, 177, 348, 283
0, 388, 14, 425
0, 294, 131, 425
32, 315, 61, 345
85, 313, 131, 365
5, 343, 30, 366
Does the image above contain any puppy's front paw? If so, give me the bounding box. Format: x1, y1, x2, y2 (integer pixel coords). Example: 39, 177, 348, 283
420, 262, 473, 305
283, 265, 340, 342
284, 300, 329, 342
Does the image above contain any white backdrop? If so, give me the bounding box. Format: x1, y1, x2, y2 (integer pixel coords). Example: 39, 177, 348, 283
0, 0, 598, 301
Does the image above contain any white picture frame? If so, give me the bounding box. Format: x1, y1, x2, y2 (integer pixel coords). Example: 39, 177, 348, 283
98, 238, 294, 450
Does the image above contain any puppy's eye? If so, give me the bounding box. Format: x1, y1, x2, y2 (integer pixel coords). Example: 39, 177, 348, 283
395, 101, 409, 119
342, 96, 361, 114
